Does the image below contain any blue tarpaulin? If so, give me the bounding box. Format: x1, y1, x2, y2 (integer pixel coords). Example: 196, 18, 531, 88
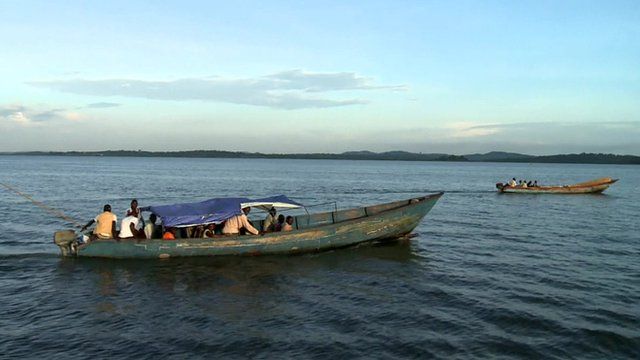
140, 195, 303, 228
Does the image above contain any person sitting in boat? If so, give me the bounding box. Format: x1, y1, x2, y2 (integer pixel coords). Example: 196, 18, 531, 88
120, 213, 145, 239
192, 225, 205, 238
282, 216, 294, 232
262, 207, 277, 232
162, 227, 176, 240
508, 178, 517, 187
274, 214, 285, 231
527, 180, 533, 187
81, 204, 118, 239
222, 207, 259, 235
521, 181, 528, 188
533, 180, 538, 187
203, 223, 216, 238
144, 214, 162, 239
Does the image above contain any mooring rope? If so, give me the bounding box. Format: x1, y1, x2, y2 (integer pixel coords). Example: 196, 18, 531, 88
0, 182, 84, 228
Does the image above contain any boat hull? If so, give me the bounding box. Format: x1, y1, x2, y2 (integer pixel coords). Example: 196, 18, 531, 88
66, 193, 442, 259
498, 178, 617, 194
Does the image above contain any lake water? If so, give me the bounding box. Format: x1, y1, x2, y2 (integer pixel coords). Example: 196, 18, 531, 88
0, 156, 638, 358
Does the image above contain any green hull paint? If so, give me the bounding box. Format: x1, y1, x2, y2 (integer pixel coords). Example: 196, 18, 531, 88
63, 193, 442, 259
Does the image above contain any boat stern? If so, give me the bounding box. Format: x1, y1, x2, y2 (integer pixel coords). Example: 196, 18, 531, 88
53, 230, 79, 257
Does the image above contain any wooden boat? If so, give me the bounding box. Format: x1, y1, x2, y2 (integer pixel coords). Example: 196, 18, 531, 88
496, 177, 618, 194
54, 193, 443, 259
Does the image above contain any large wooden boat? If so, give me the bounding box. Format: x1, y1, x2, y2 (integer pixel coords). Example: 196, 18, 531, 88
54, 193, 443, 259
496, 177, 618, 194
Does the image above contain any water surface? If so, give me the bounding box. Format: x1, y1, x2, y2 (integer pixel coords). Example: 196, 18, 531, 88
1, 156, 638, 358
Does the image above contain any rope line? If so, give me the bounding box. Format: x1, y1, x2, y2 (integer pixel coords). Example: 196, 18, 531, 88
1, 182, 84, 228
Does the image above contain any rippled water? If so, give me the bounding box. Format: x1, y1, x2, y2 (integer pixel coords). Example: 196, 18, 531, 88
1, 156, 639, 358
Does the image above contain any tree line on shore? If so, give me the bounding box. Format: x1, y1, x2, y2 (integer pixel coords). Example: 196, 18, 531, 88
2, 150, 639, 164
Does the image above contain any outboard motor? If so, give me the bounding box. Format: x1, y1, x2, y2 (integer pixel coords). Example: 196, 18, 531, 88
53, 230, 78, 256
495, 182, 504, 189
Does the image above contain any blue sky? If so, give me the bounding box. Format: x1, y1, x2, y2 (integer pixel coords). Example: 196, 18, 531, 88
1, 0, 639, 154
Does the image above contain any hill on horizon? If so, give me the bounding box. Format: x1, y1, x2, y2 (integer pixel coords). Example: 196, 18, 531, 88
1, 150, 639, 164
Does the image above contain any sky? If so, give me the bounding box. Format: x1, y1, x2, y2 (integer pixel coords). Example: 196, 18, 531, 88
0, 0, 639, 155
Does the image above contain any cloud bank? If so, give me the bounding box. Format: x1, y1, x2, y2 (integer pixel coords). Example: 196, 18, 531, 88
29, 70, 405, 110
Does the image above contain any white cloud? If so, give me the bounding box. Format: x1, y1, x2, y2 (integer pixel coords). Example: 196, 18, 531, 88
447, 121, 501, 138
85, 102, 121, 108
0, 104, 85, 126
8, 111, 31, 125
29, 70, 405, 109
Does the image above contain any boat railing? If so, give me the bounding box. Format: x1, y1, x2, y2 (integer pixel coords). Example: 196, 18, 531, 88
295, 196, 426, 230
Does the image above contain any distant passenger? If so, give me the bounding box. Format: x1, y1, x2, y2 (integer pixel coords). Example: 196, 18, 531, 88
81, 204, 118, 239
120, 213, 145, 239
203, 224, 216, 238
222, 207, 259, 235
521, 181, 528, 188
144, 214, 162, 239
527, 181, 533, 187
282, 216, 294, 232
509, 178, 517, 187
274, 214, 286, 232
533, 180, 538, 187
162, 227, 176, 240
263, 207, 277, 232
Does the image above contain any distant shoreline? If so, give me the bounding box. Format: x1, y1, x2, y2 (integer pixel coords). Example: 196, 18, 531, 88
1, 150, 639, 165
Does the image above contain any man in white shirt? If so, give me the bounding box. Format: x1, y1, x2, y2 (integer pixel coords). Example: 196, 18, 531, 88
120, 214, 144, 239
222, 207, 259, 235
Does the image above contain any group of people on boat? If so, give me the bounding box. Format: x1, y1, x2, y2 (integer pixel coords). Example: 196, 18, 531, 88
505, 178, 539, 188
81, 199, 295, 241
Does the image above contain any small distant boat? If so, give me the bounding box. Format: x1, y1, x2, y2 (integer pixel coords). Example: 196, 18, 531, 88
496, 177, 618, 194
54, 193, 443, 259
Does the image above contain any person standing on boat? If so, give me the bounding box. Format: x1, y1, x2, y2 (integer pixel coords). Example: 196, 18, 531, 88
262, 207, 277, 232
81, 204, 118, 239
222, 207, 259, 235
